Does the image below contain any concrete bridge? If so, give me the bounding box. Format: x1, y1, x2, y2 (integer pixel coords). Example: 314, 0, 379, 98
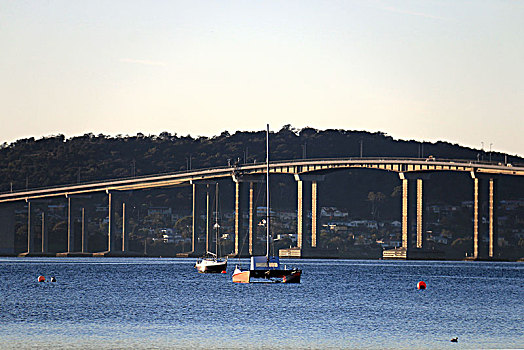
0, 157, 522, 259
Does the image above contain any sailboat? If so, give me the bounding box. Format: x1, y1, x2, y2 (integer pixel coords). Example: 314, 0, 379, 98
195, 183, 228, 273
232, 125, 302, 283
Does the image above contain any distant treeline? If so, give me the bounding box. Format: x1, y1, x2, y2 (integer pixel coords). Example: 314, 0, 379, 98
1, 125, 523, 215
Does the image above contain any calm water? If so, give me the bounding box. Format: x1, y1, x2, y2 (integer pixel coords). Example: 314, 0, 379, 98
0, 258, 522, 349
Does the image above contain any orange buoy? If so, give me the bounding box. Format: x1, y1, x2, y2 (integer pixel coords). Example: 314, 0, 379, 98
38, 275, 45, 282
417, 281, 426, 290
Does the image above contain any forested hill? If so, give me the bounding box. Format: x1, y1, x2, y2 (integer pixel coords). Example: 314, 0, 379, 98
0, 125, 522, 195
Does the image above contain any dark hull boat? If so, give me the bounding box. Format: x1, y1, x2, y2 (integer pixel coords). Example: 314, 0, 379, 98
232, 125, 302, 284
232, 256, 301, 283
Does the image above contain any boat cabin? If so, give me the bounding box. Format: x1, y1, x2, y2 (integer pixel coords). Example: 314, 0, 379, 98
250, 256, 280, 270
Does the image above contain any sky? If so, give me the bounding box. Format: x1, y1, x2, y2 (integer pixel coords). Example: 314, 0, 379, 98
1, 0, 523, 156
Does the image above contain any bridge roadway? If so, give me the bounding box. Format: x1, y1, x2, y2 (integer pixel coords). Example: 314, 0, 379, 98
0, 157, 523, 258
0, 157, 522, 202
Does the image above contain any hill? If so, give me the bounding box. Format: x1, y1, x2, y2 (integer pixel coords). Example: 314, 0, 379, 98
1, 125, 521, 193
2, 126, 523, 257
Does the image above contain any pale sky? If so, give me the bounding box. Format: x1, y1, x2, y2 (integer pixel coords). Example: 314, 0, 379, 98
1, 1, 523, 155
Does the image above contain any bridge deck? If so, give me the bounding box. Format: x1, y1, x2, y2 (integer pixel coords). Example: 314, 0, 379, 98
0, 157, 522, 203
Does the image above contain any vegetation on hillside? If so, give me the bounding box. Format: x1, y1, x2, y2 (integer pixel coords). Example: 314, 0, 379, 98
3, 126, 523, 258
2, 125, 520, 193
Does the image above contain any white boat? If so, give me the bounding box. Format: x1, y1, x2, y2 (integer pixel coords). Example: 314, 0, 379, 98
195, 252, 227, 273
232, 124, 302, 283
195, 183, 227, 273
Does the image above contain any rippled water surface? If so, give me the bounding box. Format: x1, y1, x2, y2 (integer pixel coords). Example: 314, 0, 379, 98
0, 258, 522, 349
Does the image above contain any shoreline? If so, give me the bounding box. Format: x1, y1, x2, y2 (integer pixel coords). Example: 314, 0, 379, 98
1, 253, 522, 262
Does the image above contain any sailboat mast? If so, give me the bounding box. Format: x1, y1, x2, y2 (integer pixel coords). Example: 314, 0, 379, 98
215, 182, 219, 256
266, 124, 270, 258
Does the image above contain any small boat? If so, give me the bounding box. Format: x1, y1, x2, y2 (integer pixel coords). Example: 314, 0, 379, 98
232, 124, 302, 284
195, 183, 227, 274
195, 252, 227, 273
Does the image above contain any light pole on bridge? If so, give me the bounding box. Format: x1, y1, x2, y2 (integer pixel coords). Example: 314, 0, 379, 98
186, 154, 193, 170
302, 142, 307, 159
243, 147, 249, 164
131, 159, 136, 177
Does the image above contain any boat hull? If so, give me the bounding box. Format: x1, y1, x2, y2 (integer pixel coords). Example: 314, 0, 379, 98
282, 270, 301, 283
232, 269, 251, 283
232, 268, 301, 283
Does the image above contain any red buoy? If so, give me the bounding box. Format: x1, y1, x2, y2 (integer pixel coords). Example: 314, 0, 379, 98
38, 275, 45, 282
221, 270, 227, 274
417, 281, 426, 290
